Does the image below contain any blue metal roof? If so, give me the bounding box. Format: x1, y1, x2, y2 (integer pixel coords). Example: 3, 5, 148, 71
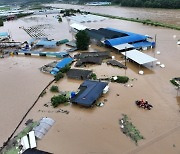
50, 57, 73, 75
104, 35, 147, 46
0, 32, 9, 37
55, 57, 73, 69
71, 80, 108, 107
104, 28, 148, 47
36, 40, 57, 48
132, 41, 154, 48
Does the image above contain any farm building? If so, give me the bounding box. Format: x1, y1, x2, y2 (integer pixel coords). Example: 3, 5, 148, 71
67, 69, 92, 80
71, 80, 108, 107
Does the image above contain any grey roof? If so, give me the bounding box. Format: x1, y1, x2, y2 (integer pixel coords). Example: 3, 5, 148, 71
74, 51, 111, 59
66, 40, 77, 47
75, 57, 103, 67
67, 69, 92, 80
71, 80, 108, 107
85, 28, 128, 41
107, 60, 127, 69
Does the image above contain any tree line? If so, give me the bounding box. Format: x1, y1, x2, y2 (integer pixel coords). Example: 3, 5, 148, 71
112, 0, 180, 9
78, 0, 180, 9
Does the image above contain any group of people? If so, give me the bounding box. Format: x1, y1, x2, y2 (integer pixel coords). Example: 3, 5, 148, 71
136, 99, 153, 110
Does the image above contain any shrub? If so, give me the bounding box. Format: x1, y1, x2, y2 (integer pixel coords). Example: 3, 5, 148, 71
55, 72, 64, 81
89, 73, 97, 80
50, 85, 59, 92
51, 94, 69, 108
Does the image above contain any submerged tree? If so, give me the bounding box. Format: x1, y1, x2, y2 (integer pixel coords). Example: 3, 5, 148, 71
75, 30, 90, 50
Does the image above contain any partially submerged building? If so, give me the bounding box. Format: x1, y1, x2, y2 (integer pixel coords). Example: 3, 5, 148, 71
107, 59, 127, 69
67, 69, 92, 80
75, 57, 103, 67
50, 57, 73, 75
74, 51, 111, 59
74, 51, 111, 67
86, 28, 155, 50
71, 80, 108, 107
35, 39, 57, 48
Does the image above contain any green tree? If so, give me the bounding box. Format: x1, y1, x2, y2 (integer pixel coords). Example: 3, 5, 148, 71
60, 64, 71, 73
54, 72, 64, 81
51, 94, 69, 107
75, 30, 90, 50
50, 85, 59, 92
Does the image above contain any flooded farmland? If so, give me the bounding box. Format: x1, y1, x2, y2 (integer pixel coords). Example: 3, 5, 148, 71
0, 4, 180, 154
49, 4, 180, 26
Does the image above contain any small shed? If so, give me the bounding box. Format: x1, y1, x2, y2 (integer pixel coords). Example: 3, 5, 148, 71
56, 39, 69, 46
67, 69, 92, 80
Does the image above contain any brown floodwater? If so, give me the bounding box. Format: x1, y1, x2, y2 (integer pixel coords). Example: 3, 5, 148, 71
49, 4, 180, 26
0, 7, 180, 154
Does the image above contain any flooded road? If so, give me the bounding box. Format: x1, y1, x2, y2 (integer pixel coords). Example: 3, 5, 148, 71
0, 7, 180, 154
49, 4, 180, 26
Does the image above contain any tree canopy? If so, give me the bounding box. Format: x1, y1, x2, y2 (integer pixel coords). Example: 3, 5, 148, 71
111, 0, 180, 9
75, 30, 90, 50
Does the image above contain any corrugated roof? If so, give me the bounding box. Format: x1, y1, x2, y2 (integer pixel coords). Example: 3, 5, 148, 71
121, 49, 157, 65
104, 35, 147, 46
33, 117, 55, 139
132, 41, 154, 48
55, 57, 73, 69
113, 43, 134, 51
36, 40, 57, 48
71, 80, 108, 107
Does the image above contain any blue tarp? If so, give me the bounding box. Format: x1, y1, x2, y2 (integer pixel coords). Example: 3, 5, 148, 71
132, 41, 155, 48
71, 80, 108, 107
0, 32, 9, 37
36, 40, 57, 48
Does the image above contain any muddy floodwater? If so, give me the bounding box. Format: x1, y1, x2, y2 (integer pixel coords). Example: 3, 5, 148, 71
49, 4, 180, 26
0, 5, 180, 154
